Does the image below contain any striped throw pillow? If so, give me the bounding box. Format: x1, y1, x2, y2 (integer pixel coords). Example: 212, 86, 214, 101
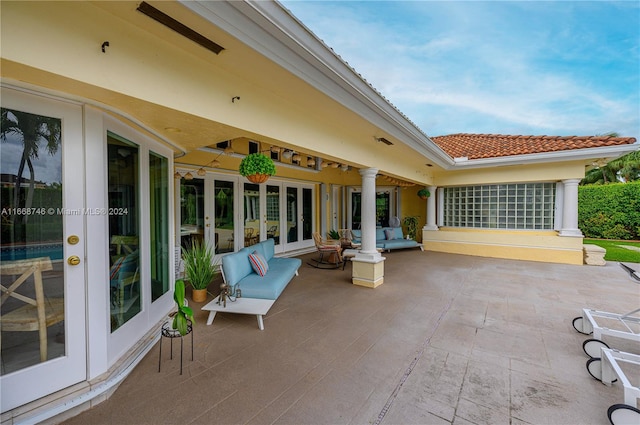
248, 251, 269, 277
110, 256, 126, 280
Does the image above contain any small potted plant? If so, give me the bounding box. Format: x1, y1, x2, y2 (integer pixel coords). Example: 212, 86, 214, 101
417, 188, 430, 200
239, 153, 277, 183
171, 279, 194, 336
181, 240, 219, 303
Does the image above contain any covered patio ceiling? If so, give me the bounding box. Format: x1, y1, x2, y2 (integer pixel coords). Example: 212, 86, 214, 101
1, 0, 451, 185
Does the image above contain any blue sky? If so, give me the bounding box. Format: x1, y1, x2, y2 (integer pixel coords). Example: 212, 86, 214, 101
281, 1, 640, 140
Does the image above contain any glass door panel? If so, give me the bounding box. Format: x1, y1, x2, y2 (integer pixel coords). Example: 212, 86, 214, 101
214, 179, 234, 253
179, 178, 204, 250
266, 185, 280, 245
286, 187, 298, 243
284, 185, 315, 251
150, 152, 169, 302
302, 188, 313, 241
1, 109, 65, 372
107, 133, 140, 332
0, 92, 86, 412
243, 183, 260, 248
351, 191, 362, 229
376, 192, 390, 227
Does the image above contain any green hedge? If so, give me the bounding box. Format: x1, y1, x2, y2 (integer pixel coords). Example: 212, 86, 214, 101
578, 182, 640, 240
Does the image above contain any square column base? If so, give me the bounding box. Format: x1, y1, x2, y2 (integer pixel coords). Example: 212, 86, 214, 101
351, 257, 385, 288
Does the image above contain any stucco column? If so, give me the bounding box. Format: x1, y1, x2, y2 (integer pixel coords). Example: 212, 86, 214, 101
352, 168, 385, 288
424, 185, 438, 231
559, 179, 583, 237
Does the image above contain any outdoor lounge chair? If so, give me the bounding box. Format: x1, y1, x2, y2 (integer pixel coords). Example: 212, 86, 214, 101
308, 232, 343, 269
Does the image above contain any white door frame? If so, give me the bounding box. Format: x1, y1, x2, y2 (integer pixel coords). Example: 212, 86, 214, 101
331, 184, 342, 231
1, 87, 87, 412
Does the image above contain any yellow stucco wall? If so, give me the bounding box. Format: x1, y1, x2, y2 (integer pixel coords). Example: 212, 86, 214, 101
426, 161, 587, 265
423, 228, 584, 265
400, 187, 427, 241
434, 161, 586, 186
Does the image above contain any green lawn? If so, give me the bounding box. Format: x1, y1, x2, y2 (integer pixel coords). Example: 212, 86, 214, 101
583, 238, 640, 263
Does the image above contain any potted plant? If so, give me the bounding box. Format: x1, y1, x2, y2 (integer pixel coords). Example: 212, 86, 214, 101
171, 279, 194, 336
181, 240, 219, 302
402, 216, 420, 241
239, 153, 277, 183
417, 188, 431, 200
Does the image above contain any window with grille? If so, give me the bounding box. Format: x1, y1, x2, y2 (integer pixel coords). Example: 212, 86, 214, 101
442, 183, 555, 230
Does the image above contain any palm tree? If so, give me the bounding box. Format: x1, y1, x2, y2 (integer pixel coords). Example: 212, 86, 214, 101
581, 132, 640, 185
608, 150, 640, 182
582, 162, 617, 185
1, 108, 61, 223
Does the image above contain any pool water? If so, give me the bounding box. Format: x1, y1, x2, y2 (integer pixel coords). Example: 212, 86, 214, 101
1, 243, 64, 262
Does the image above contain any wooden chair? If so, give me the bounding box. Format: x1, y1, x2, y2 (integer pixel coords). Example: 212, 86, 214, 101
1, 257, 63, 362
244, 228, 258, 246
110, 235, 138, 262
308, 232, 343, 269
110, 252, 140, 307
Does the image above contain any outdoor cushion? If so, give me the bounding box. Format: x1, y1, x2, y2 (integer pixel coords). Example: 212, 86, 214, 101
383, 239, 420, 250
248, 251, 269, 277
110, 256, 126, 280
384, 229, 394, 240
221, 239, 301, 300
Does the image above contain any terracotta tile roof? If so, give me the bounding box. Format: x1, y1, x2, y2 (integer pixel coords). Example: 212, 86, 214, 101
431, 133, 637, 160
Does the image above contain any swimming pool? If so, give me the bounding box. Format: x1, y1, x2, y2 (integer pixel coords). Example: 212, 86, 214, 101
0, 243, 64, 262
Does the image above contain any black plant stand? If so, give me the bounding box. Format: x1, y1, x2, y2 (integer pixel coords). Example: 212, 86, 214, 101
158, 319, 193, 375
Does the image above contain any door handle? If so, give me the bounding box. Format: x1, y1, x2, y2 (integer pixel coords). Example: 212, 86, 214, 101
67, 255, 81, 266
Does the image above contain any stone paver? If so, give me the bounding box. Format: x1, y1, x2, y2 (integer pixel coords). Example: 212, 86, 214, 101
62, 252, 640, 425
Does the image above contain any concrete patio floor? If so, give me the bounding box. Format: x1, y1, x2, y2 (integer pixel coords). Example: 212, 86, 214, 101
62, 251, 640, 425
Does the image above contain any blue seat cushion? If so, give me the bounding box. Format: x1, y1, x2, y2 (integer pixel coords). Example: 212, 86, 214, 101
221, 239, 301, 300
382, 239, 419, 250
238, 257, 301, 300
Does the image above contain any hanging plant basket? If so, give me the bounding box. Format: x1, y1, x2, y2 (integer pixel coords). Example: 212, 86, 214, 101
239, 153, 276, 184
246, 173, 270, 184
417, 188, 431, 200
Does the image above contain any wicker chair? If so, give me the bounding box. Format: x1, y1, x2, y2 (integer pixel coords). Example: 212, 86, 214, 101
308, 232, 343, 269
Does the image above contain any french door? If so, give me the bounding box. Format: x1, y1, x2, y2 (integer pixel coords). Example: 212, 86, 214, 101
244, 182, 314, 253
1, 88, 87, 412
347, 186, 397, 229
284, 185, 313, 251
177, 176, 314, 255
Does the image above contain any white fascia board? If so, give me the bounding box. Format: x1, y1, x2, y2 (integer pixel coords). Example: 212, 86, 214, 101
180, 0, 454, 169
449, 143, 640, 170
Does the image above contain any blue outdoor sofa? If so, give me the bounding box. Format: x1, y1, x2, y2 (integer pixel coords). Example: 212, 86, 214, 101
351, 227, 423, 252
220, 238, 301, 300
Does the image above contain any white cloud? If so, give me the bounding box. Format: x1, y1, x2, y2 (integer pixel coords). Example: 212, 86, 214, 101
283, 1, 639, 139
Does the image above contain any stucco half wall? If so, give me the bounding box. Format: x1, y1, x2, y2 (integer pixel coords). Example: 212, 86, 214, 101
422, 228, 584, 265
